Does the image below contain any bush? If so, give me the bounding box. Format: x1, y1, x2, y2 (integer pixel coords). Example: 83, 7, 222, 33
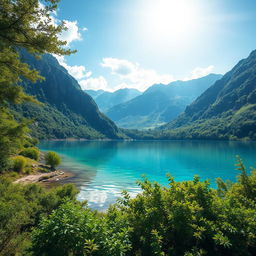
45, 151, 61, 170
20, 147, 40, 161
12, 156, 27, 173
31, 201, 131, 256
0, 178, 78, 255
29, 159, 256, 256
23, 137, 39, 148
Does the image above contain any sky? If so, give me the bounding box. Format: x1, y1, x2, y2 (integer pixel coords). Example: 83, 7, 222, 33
49, 0, 256, 91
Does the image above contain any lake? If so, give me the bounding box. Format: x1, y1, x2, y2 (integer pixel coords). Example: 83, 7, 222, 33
39, 140, 256, 210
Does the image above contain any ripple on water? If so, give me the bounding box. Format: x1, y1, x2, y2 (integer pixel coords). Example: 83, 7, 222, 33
39, 140, 256, 210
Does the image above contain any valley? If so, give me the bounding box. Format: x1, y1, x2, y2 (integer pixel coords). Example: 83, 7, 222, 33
1, 0, 256, 255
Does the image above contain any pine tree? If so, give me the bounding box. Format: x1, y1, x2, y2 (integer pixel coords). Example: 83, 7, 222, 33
0, 0, 74, 171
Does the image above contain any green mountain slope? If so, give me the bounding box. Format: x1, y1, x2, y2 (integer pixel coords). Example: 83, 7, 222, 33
86, 88, 142, 112
13, 51, 121, 139
163, 50, 256, 140
106, 74, 222, 129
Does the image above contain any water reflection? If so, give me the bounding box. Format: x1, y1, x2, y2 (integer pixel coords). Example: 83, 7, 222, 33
39, 140, 256, 210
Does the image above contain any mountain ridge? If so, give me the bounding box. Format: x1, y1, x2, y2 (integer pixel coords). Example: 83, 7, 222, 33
86, 88, 142, 112
106, 74, 222, 129
162, 50, 256, 140
13, 51, 122, 139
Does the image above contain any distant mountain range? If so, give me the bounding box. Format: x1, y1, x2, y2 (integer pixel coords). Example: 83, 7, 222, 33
161, 50, 256, 140
86, 88, 142, 112
13, 51, 122, 139
106, 74, 222, 129
13, 49, 256, 141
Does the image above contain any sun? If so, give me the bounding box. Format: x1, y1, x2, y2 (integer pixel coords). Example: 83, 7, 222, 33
143, 0, 198, 43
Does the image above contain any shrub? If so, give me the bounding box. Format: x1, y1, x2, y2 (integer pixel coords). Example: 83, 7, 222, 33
23, 137, 39, 148
12, 156, 27, 173
30, 160, 256, 256
31, 201, 131, 256
45, 151, 61, 170
20, 147, 40, 161
0, 178, 78, 255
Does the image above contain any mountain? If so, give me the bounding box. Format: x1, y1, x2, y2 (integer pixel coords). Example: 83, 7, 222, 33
162, 50, 256, 140
106, 74, 222, 129
13, 51, 122, 139
85, 89, 105, 99
86, 88, 142, 112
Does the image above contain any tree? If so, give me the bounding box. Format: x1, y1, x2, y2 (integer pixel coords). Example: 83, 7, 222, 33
0, 0, 74, 171
45, 151, 61, 170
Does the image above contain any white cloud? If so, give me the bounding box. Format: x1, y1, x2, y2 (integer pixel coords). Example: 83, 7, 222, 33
59, 20, 82, 45
183, 65, 215, 81
79, 76, 108, 91
85, 71, 92, 78
38, 3, 86, 46
101, 58, 136, 76
101, 58, 174, 91
55, 55, 91, 80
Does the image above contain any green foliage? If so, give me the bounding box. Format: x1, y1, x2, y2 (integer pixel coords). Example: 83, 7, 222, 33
13, 102, 107, 139
0, 0, 73, 106
123, 102, 256, 140
0, 0, 74, 171
29, 159, 256, 256
20, 147, 40, 160
0, 178, 78, 255
110, 163, 256, 256
0, 108, 30, 172
0, 158, 256, 255
159, 108, 256, 141
12, 155, 27, 173
23, 137, 39, 148
161, 50, 256, 141
12, 50, 122, 140
45, 151, 61, 170
31, 201, 131, 256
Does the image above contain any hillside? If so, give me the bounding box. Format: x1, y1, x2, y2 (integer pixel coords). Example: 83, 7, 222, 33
13, 51, 121, 139
86, 88, 142, 112
106, 74, 222, 129
163, 50, 256, 140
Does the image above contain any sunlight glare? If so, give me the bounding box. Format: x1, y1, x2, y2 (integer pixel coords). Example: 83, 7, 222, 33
144, 0, 198, 43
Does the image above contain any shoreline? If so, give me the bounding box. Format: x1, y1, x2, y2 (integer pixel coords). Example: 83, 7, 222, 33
12, 151, 76, 187
43, 138, 125, 141
13, 169, 74, 186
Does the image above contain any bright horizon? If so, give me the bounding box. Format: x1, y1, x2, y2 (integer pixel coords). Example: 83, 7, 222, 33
50, 0, 256, 92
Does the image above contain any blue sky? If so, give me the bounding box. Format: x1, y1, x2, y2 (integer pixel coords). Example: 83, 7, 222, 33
52, 0, 256, 91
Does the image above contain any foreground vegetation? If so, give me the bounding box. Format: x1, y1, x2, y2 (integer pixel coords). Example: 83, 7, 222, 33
1, 158, 255, 256
0, 179, 78, 256
0, 1, 256, 255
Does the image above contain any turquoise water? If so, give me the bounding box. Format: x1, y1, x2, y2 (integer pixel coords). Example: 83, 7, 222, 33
39, 140, 256, 210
